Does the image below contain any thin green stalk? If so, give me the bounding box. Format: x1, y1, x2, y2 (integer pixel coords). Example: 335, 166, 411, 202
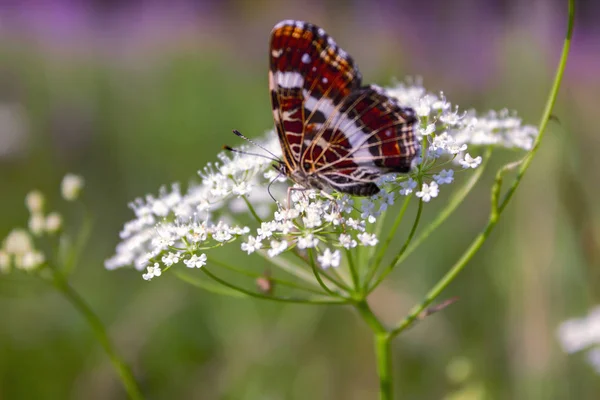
368, 199, 424, 291
200, 266, 345, 304
363, 195, 412, 290
391, 0, 574, 337
354, 301, 392, 400
49, 270, 143, 400
306, 248, 346, 298
209, 257, 328, 295
395, 148, 491, 266
256, 250, 319, 284
346, 248, 360, 292
291, 249, 353, 292
173, 269, 249, 297
241, 195, 263, 224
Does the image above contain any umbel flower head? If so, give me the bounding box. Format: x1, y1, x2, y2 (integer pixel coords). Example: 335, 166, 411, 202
105, 80, 537, 292
0, 174, 84, 274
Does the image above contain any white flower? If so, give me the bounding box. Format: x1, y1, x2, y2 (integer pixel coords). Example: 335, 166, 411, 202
241, 235, 262, 254
25, 191, 44, 213
274, 208, 300, 221
357, 232, 378, 247
3, 229, 33, 254
257, 221, 275, 239
339, 233, 357, 249
16, 251, 45, 271
433, 169, 454, 185
61, 173, 85, 201
416, 182, 439, 202
268, 240, 288, 257
302, 209, 322, 229
142, 263, 162, 280
161, 252, 181, 267
420, 123, 436, 136
399, 178, 417, 196
558, 306, 600, 354
324, 210, 342, 225
189, 223, 208, 243
28, 213, 46, 236
317, 248, 341, 269
459, 153, 482, 169
297, 233, 319, 249
45, 212, 62, 234
232, 181, 252, 196
213, 222, 233, 242
184, 253, 207, 268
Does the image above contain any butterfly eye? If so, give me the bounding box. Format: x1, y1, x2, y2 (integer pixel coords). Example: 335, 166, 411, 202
303, 162, 311, 171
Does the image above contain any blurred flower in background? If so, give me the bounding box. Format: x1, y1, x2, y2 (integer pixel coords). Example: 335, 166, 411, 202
558, 306, 600, 373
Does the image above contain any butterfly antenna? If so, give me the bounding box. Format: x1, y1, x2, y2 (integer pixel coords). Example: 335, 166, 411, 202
232, 130, 282, 162
223, 145, 280, 163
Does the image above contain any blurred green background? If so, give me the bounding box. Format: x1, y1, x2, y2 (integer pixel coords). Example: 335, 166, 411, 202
1, 0, 599, 399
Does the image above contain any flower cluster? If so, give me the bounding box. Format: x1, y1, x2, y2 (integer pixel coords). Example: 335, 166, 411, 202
0, 174, 83, 274
558, 306, 600, 373
105, 80, 537, 281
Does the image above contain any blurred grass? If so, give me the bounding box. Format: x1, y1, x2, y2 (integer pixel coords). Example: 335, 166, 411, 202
1, 6, 600, 399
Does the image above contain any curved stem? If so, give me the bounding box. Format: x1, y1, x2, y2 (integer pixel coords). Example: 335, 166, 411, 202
208, 257, 327, 295
390, 0, 574, 337
49, 270, 144, 400
241, 195, 263, 224
306, 248, 346, 298
291, 249, 353, 292
363, 195, 412, 290
368, 199, 424, 292
395, 148, 491, 266
200, 266, 346, 304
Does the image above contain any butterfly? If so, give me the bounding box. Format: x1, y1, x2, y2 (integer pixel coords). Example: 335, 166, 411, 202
269, 20, 419, 197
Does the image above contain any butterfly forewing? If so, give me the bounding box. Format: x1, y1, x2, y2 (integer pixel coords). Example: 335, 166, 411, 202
268, 20, 419, 196
269, 21, 361, 166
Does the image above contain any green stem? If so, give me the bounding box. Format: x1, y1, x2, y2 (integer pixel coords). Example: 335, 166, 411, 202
306, 248, 346, 298
241, 195, 263, 224
364, 195, 412, 290
209, 258, 327, 294
200, 266, 345, 304
291, 249, 353, 292
256, 250, 319, 284
394, 148, 490, 267
346, 248, 360, 292
50, 270, 143, 400
391, 0, 574, 337
369, 199, 424, 292
354, 301, 392, 400
375, 333, 393, 400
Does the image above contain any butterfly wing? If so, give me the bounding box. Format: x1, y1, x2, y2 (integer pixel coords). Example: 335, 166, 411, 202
269, 20, 419, 196
303, 85, 419, 196
269, 20, 362, 171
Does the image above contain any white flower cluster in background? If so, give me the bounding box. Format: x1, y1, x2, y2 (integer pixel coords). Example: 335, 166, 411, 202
105, 80, 537, 280
557, 306, 600, 374
0, 174, 83, 274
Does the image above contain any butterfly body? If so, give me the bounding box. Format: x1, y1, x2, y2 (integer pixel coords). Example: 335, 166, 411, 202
269, 20, 419, 196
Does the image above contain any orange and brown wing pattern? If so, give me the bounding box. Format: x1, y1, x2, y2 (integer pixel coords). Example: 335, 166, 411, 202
269, 20, 362, 169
